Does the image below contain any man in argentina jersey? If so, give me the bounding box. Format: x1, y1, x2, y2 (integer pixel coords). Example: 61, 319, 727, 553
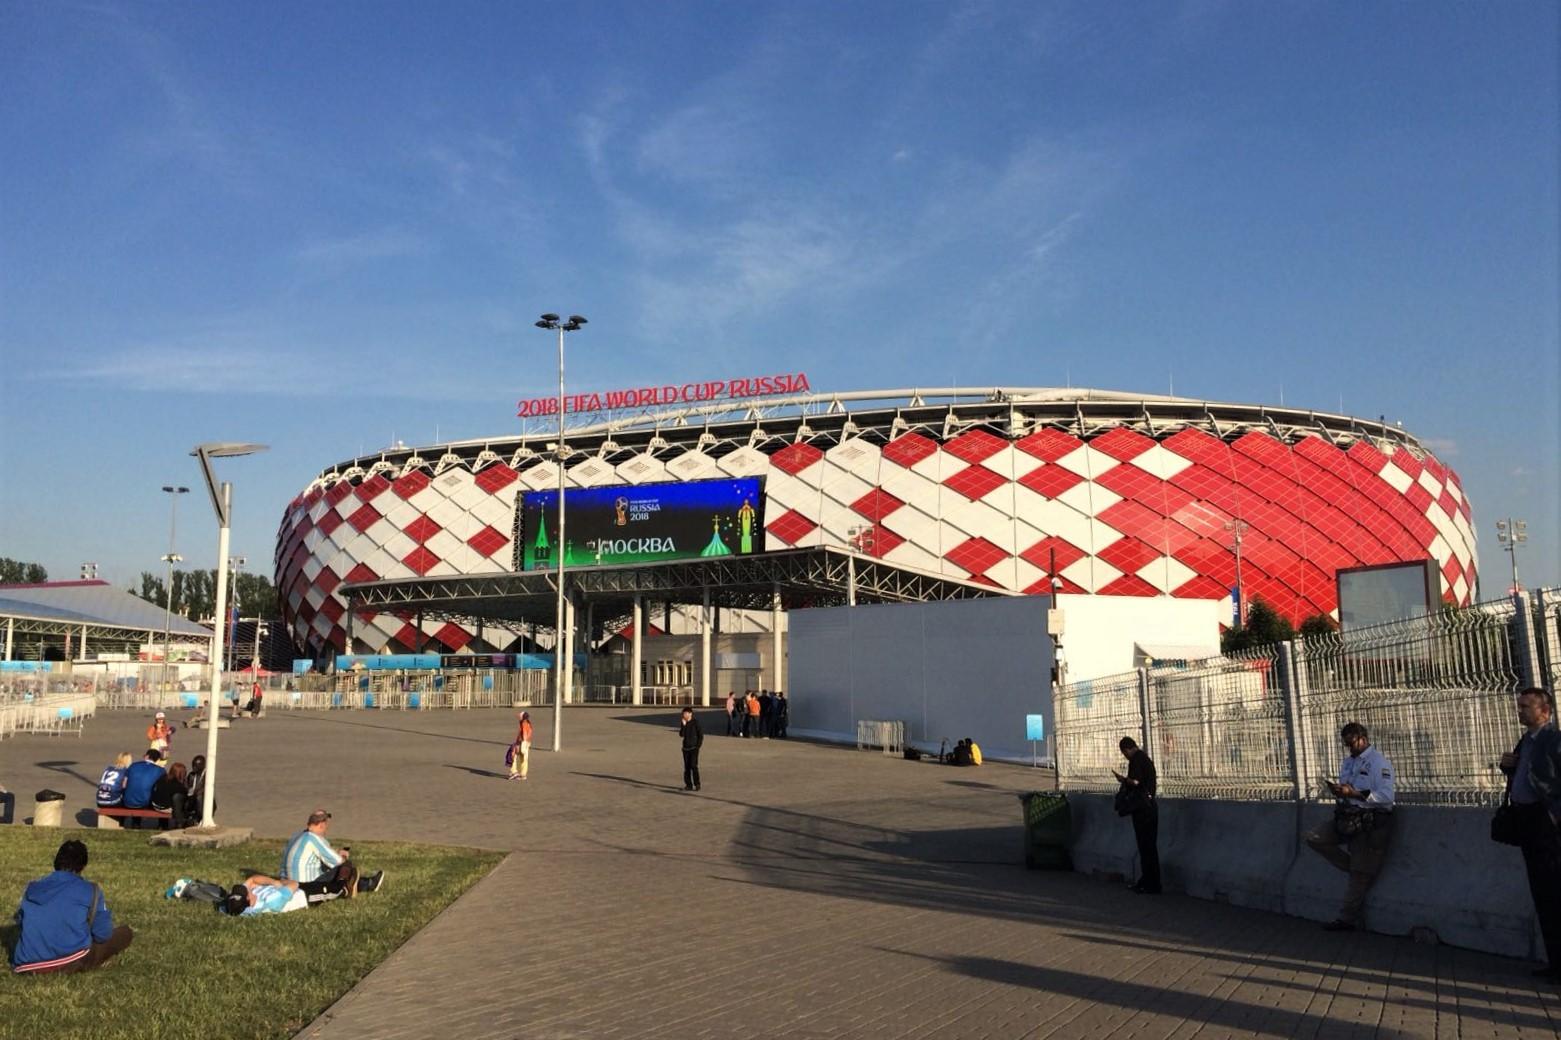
279, 809, 385, 897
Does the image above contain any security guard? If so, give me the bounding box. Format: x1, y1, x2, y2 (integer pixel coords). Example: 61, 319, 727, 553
1304, 721, 1395, 931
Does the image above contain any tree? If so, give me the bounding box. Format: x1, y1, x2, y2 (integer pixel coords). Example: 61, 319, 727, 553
1220, 597, 1297, 653
0, 558, 48, 584
1298, 613, 1338, 641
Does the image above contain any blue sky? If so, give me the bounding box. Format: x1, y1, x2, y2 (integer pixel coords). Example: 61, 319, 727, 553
2, 2, 1557, 592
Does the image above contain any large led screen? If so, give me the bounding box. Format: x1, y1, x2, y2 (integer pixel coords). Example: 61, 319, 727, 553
521, 477, 765, 570
1337, 560, 1439, 630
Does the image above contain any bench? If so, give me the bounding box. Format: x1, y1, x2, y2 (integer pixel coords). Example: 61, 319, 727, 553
96, 806, 174, 829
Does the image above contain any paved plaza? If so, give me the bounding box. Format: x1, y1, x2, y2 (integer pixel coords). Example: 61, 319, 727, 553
5, 707, 1560, 1038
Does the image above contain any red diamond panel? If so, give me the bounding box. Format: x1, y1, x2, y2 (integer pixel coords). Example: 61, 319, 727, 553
315, 509, 343, 537
468, 525, 509, 558
766, 509, 817, 546
1092, 427, 1155, 462
1015, 428, 1083, 463
942, 464, 1008, 501
859, 524, 904, 557
1347, 440, 1388, 474
393, 470, 431, 499
944, 536, 1008, 576
404, 515, 443, 543
851, 487, 904, 521
325, 481, 355, 506
344, 563, 378, 585
1019, 536, 1086, 573
403, 546, 441, 576
1017, 464, 1083, 499
1162, 427, 1231, 467
475, 464, 519, 494
318, 595, 345, 623
771, 442, 825, 475
1023, 575, 1086, 595
314, 568, 342, 596
394, 623, 422, 650
1094, 463, 1160, 501
1173, 575, 1231, 600
1388, 449, 1422, 481
346, 503, 382, 533
432, 622, 470, 650
881, 433, 938, 469
1097, 573, 1160, 597
1097, 537, 1162, 575
944, 429, 1006, 465
356, 474, 391, 502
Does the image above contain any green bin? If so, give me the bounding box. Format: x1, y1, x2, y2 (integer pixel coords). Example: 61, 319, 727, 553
1018, 791, 1072, 870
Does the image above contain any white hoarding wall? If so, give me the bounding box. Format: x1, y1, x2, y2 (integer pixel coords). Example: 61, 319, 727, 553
788, 597, 1053, 763
1053, 595, 1225, 682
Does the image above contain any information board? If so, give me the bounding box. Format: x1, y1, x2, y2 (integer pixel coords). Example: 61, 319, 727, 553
521, 476, 765, 570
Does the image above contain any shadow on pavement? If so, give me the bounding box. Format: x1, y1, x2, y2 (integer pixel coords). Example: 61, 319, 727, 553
444, 765, 510, 780
573, 771, 687, 795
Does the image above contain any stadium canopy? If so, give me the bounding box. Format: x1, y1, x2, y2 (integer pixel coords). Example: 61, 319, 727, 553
0, 581, 212, 661
339, 547, 1014, 702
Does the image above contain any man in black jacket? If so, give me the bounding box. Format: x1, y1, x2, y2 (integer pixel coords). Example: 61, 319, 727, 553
1501, 687, 1561, 979
1114, 736, 1161, 894
679, 707, 704, 792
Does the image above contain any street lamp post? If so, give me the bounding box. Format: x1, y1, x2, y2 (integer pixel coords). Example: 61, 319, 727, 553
227, 556, 247, 679
160, 486, 189, 692
192, 441, 268, 829
1496, 518, 1527, 594
534, 312, 587, 753
1224, 519, 1249, 626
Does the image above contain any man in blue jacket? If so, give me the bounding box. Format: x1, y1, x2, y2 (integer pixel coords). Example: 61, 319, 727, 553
12, 839, 133, 974
122, 749, 165, 810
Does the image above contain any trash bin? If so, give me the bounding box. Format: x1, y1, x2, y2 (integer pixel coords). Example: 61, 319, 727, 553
1018, 791, 1071, 870
34, 789, 66, 828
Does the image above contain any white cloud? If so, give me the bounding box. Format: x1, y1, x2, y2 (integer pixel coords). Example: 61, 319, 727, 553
295, 228, 427, 270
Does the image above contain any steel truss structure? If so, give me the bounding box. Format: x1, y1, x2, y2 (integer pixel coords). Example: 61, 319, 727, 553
340, 546, 1009, 633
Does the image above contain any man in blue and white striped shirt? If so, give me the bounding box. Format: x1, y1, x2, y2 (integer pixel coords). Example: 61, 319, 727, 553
279, 809, 384, 897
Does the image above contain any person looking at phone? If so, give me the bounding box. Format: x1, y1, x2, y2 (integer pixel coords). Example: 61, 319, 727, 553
1304, 722, 1395, 932
278, 809, 384, 896
1113, 736, 1160, 894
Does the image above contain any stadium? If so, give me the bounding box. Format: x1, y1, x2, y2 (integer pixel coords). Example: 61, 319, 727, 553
274, 386, 1478, 660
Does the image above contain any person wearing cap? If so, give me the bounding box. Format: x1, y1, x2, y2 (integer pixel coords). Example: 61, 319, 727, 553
122, 749, 166, 819
12, 839, 133, 974
279, 810, 384, 895
146, 712, 174, 758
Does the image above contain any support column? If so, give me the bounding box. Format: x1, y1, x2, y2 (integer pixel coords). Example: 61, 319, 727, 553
8, 617, 17, 660
80, 625, 88, 661
631, 595, 644, 707
416, 610, 425, 654
771, 584, 783, 692
847, 555, 857, 606
345, 608, 355, 656
584, 600, 594, 701
700, 585, 712, 707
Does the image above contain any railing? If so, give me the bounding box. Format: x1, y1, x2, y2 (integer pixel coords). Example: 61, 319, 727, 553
1056, 590, 1554, 807
0, 693, 97, 739
856, 719, 905, 755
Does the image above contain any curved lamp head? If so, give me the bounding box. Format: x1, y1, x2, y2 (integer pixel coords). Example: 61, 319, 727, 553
191, 442, 269, 525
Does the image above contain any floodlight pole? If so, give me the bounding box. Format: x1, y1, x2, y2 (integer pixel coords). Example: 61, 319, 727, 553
160, 486, 189, 694
1225, 519, 1249, 626
192, 441, 268, 828
535, 313, 586, 753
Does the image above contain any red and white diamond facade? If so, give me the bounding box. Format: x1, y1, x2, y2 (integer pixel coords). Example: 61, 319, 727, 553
275, 389, 1478, 658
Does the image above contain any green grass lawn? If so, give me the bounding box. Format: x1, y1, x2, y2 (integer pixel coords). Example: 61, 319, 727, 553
0, 828, 503, 1040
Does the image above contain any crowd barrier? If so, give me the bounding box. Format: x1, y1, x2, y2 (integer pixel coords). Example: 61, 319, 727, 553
0, 693, 97, 739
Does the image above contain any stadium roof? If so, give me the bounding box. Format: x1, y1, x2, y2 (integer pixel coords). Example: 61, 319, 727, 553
340, 546, 1012, 633
0, 581, 211, 641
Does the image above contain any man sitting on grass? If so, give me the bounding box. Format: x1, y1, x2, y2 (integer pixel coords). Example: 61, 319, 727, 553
279, 808, 384, 897
12, 839, 133, 974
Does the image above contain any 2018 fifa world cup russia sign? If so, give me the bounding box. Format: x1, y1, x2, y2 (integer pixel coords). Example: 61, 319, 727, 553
517, 372, 810, 418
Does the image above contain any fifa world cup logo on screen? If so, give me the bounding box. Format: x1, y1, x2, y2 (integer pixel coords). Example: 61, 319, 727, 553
614, 496, 629, 527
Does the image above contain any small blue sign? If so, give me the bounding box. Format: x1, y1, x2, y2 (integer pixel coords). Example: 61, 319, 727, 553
1025, 714, 1045, 741
1230, 585, 1242, 625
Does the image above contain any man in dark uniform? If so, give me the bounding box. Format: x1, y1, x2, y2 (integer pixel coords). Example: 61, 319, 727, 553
1501, 687, 1561, 979
1114, 736, 1160, 894
679, 706, 704, 792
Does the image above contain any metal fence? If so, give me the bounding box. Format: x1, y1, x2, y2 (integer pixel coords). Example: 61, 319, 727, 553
1056, 589, 1557, 807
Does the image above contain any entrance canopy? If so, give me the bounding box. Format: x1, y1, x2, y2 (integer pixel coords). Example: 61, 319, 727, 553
340, 547, 1012, 631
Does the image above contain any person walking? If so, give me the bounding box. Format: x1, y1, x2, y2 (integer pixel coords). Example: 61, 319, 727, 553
1304, 721, 1395, 931
679, 706, 703, 792
1500, 687, 1561, 979
1113, 736, 1160, 894
774, 691, 789, 738
509, 712, 534, 781
725, 691, 740, 737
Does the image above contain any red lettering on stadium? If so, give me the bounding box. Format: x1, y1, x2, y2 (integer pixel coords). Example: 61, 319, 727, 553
516, 372, 810, 419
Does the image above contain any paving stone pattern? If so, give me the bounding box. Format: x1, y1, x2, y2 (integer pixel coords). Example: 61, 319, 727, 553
4, 708, 1558, 1038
